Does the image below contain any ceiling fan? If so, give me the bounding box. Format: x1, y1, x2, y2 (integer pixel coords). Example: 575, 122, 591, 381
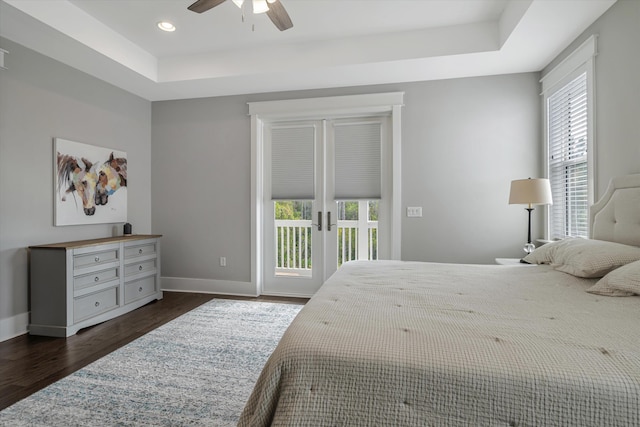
188, 0, 293, 31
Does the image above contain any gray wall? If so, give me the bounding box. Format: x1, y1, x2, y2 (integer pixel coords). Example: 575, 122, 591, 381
152, 97, 252, 284
400, 76, 541, 263
152, 72, 542, 294
0, 38, 152, 339
543, 0, 640, 198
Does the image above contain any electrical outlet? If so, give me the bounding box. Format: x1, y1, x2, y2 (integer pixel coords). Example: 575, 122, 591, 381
407, 207, 423, 217
219, 257, 226, 267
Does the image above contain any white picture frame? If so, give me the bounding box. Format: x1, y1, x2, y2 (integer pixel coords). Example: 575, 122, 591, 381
54, 138, 127, 226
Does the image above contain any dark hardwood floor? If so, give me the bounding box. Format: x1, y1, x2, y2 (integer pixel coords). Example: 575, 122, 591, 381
0, 291, 308, 410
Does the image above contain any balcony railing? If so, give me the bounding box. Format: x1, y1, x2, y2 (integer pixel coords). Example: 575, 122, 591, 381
336, 220, 378, 265
276, 220, 312, 273
275, 219, 378, 276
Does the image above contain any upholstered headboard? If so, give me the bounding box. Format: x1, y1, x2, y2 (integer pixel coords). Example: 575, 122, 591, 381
590, 174, 640, 247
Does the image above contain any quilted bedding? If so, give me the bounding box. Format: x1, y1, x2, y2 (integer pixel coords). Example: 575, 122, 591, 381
238, 260, 640, 426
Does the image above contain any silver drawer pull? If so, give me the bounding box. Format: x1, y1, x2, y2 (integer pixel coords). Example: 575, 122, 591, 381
139, 287, 143, 292
95, 301, 100, 307
94, 257, 100, 262
138, 265, 143, 271
94, 276, 99, 282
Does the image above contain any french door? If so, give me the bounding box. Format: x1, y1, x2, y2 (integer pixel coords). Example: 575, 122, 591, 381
262, 117, 390, 297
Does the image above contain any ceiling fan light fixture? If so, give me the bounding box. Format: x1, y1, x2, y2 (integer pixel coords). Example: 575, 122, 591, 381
232, 0, 244, 8
252, 0, 269, 14
157, 21, 176, 32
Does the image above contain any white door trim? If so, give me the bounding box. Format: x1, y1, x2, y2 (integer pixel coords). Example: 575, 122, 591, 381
250, 92, 404, 296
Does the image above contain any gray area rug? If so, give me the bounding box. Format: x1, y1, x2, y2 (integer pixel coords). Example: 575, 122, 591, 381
0, 299, 302, 426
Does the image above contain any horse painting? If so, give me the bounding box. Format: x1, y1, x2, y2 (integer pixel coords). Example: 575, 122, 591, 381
57, 152, 127, 216
53, 138, 128, 227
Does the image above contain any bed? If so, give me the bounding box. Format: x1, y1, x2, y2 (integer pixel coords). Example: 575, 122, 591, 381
239, 174, 640, 426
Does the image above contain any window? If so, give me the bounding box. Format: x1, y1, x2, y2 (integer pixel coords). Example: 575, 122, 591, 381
547, 72, 589, 238
542, 36, 596, 240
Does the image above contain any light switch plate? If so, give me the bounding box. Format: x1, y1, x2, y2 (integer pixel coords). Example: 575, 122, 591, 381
407, 207, 422, 217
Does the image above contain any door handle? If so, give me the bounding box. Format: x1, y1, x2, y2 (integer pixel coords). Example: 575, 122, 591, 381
327, 211, 337, 232
311, 211, 322, 231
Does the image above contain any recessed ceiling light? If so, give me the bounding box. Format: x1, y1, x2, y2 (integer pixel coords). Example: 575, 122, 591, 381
157, 21, 176, 32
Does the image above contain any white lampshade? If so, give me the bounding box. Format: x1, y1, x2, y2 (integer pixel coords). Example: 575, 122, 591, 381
252, 0, 269, 13
509, 178, 553, 206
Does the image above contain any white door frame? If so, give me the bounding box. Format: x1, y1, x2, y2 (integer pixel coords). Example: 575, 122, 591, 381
249, 92, 404, 296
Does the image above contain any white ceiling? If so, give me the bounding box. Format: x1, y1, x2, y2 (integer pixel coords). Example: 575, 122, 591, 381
0, 0, 616, 101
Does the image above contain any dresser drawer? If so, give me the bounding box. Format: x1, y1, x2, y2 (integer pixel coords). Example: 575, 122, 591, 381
124, 259, 156, 277
74, 249, 119, 270
74, 268, 119, 291
74, 286, 118, 322
124, 276, 156, 304
124, 243, 156, 259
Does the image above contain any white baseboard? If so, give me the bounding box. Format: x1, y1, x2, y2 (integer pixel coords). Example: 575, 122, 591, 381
161, 276, 258, 297
0, 311, 29, 342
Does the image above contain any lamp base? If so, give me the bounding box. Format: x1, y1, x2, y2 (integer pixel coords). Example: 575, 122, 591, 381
523, 242, 535, 254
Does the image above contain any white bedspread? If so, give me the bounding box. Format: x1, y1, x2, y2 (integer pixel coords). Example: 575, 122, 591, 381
239, 261, 640, 426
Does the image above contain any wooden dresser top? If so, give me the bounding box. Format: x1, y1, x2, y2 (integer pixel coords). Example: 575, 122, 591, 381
29, 234, 162, 250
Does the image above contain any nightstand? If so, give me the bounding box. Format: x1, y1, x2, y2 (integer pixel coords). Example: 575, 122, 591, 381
495, 258, 535, 266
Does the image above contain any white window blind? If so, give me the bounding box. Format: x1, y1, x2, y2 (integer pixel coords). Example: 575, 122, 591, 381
548, 72, 589, 239
271, 125, 315, 200
334, 122, 381, 200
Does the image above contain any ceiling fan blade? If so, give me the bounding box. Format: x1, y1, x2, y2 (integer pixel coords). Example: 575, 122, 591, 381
188, 0, 227, 13
266, 0, 293, 31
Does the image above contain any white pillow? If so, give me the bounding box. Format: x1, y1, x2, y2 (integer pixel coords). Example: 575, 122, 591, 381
523, 237, 640, 278
587, 260, 640, 296
522, 238, 573, 265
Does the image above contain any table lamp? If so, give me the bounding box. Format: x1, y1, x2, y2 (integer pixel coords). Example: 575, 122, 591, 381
509, 178, 553, 255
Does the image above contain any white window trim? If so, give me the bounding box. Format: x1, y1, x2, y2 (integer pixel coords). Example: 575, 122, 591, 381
541, 35, 597, 240
249, 92, 404, 295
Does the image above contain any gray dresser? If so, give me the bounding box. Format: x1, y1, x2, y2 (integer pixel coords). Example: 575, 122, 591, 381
29, 235, 163, 337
